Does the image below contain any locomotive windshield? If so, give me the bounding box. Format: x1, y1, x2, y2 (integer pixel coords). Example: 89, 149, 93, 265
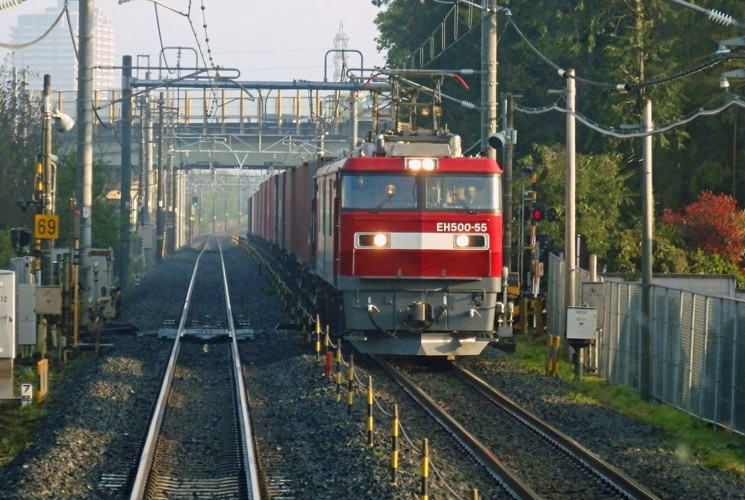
341, 173, 500, 211
341, 174, 418, 209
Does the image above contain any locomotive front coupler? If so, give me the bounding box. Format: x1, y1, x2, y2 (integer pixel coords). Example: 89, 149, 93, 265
403, 300, 448, 332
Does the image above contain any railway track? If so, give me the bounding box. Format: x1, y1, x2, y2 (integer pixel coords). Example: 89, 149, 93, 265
374, 356, 661, 500
129, 239, 261, 499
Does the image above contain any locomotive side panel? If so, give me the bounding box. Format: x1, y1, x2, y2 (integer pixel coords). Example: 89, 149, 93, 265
314, 171, 339, 285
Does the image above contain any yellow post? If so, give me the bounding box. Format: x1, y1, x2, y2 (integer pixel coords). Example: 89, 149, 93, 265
37, 359, 48, 403
315, 315, 321, 361
324, 325, 330, 356
367, 376, 374, 447
335, 345, 342, 402
553, 336, 561, 375
420, 438, 429, 500
347, 355, 354, 418
391, 404, 399, 485
546, 335, 561, 376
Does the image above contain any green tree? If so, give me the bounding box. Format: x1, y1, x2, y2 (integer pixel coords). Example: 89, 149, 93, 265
54, 152, 121, 252
520, 143, 631, 259
0, 61, 42, 231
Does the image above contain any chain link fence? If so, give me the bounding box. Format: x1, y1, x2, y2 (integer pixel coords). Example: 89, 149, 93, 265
547, 254, 745, 435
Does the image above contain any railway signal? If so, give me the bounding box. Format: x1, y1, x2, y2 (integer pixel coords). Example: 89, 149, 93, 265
531, 203, 544, 222
192, 196, 199, 207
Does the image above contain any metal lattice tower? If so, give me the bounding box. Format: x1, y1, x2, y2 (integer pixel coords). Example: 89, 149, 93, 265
333, 22, 350, 82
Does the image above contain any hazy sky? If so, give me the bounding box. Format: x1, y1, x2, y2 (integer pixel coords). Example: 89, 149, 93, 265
0, 0, 387, 82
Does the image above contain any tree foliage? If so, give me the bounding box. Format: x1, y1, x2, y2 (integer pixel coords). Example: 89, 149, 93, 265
54, 151, 121, 251
372, 0, 745, 280
0, 61, 120, 262
661, 191, 745, 268
520, 143, 632, 261
0, 61, 42, 232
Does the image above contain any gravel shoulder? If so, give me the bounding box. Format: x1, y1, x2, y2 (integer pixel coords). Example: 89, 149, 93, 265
0, 238, 743, 499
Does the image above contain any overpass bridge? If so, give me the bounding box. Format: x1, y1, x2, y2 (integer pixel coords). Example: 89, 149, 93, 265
46, 73, 389, 277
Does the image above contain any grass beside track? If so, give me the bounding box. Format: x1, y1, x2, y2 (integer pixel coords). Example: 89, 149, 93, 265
0, 354, 92, 467
506, 335, 745, 476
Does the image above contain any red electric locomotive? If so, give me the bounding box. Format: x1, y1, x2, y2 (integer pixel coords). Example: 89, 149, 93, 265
248, 133, 513, 356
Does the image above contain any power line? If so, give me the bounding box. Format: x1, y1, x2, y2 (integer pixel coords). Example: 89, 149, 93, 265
0, 6, 66, 50
0, 0, 27, 12
515, 95, 745, 139
505, 13, 745, 91
405, 1, 481, 69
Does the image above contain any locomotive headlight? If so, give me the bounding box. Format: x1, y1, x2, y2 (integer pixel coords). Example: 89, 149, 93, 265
455, 235, 470, 248
405, 157, 438, 171
454, 234, 487, 248
373, 233, 389, 247
357, 233, 390, 248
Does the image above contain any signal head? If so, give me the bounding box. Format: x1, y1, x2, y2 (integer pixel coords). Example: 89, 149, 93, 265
487, 131, 507, 150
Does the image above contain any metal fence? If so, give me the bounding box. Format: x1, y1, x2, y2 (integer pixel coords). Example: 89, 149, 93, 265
547, 254, 745, 435
546, 253, 590, 340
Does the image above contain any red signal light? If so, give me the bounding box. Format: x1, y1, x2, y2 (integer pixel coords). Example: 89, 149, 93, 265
532, 206, 544, 221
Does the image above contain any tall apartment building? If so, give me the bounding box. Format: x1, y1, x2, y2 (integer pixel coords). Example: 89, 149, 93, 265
10, 0, 114, 91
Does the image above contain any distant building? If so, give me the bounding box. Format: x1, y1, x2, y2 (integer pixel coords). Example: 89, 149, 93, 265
10, 0, 114, 91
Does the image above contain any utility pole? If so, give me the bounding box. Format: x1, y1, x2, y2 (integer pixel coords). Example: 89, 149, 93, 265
144, 72, 154, 228
564, 69, 577, 347
640, 99, 654, 401
481, 0, 498, 159
120, 56, 133, 290
156, 93, 165, 261
76, 0, 94, 320
167, 145, 174, 255
502, 94, 515, 271
41, 75, 54, 286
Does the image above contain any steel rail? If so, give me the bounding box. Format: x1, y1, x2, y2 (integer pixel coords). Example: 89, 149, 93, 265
217, 239, 262, 500
452, 364, 662, 500
372, 355, 542, 500
129, 240, 210, 499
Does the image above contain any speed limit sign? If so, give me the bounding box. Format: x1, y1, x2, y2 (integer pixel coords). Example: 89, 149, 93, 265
34, 214, 59, 239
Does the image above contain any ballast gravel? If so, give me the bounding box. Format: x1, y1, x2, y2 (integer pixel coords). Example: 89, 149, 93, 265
0, 236, 743, 499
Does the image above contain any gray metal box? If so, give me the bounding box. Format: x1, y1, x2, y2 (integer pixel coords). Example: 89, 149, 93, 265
35, 286, 62, 315
566, 306, 597, 341
17, 283, 36, 345
0, 271, 16, 359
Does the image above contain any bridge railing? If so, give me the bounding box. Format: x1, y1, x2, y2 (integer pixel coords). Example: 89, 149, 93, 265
50, 88, 363, 132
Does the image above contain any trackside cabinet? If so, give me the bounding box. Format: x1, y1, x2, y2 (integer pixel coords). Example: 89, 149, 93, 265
566, 306, 597, 381
566, 306, 597, 343
0, 270, 16, 400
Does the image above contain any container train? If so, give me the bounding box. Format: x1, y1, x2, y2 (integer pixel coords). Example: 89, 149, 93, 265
247, 132, 513, 356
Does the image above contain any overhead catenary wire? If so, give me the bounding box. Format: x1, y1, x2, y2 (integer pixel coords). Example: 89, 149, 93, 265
64, 4, 78, 58
504, 13, 745, 91
0, 6, 66, 49
667, 0, 745, 28
153, 4, 172, 74
0, 0, 26, 12
515, 94, 745, 139
184, 0, 219, 120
